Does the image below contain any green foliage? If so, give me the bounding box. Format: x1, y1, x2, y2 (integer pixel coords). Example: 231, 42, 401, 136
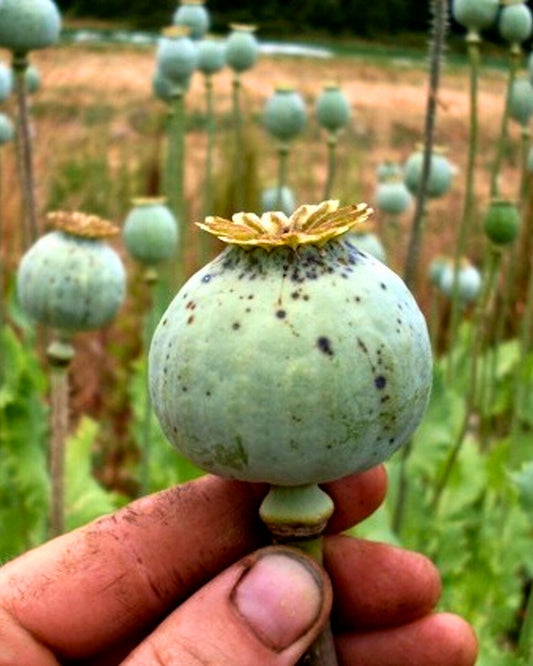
129, 355, 203, 493
65, 416, 126, 531
0, 326, 49, 562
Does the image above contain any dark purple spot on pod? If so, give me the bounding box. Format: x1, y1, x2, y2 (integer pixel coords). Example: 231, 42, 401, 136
317, 336, 334, 356
276, 309, 286, 319
202, 274, 212, 283
375, 375, 386, 390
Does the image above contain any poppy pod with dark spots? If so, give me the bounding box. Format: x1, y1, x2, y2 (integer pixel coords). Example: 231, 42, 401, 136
148, 200, 432, 487
173, 0, 209, 41
17, 211, 126, 333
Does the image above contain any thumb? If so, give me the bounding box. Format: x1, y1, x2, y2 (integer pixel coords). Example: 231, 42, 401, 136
122, 546, 332, 666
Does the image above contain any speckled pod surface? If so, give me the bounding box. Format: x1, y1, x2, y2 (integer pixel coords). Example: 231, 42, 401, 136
17, 230, 125, 332
0, 0, 61, 53
149, 236, 432, 486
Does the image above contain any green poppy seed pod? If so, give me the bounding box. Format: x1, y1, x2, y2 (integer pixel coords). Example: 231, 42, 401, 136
483, 198, 521, 245
404, 149, 454, 199
0, 0, 61, 54
439, 260, 481, 303
376, 160, 402, 182
263, 86, 307, 143
499, 1, 533, 45
173, 0, 209, 41
152, 69, 190, 102
452, 0, 499, 35
509, 76, 533, 125
0, 62, 12, 102
123, 197, 179, 265
156, 26, 198, 90
350, 231, 387, 264
375, 179, 413, 216
148, 201, 432, 486
225, 24, 259, 73
261, 185, 297, 216
17, 211, 126, 333
0, 112, 14, 144
315, 83, 351, 134
24, 63, 41, 94
197, 37, 226, 75
428, 255, 450, 287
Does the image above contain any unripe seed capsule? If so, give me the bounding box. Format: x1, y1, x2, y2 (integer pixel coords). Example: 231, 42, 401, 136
375, 179, 413, 216
263, 85, 307, 143
123, 197, 179, 265
225, 24, 259, 73
17, 211, 126, 333
509, 76, 533, 126
197, 36, 226, 75
156, 26, 198, 90
452, 0, 499, 35
404, 148, 453, 199
261, 185, 297, 216
315, 83, 351, 134
0, 0, 61, 53
483, 198, 521, 245
499, 0, 533, 45
173, 0, 210, 41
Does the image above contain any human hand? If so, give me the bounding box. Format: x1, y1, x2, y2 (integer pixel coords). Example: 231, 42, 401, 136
0, 467, 477, 665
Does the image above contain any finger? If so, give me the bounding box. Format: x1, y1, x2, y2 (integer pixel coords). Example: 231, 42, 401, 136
336, 613, 478, 666
323, 534, 441, 629
122, 546, 332, 666
324, 464, 387, 533
0, 469, 384, 660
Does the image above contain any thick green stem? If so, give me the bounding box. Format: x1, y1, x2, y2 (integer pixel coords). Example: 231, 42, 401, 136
446, 35, 480, 378
260, 484, 338, 665
275, 143, 290, 209
431, 248, 502, 511
0, 150, 4, 383
490, 46, 521, 199
47, 336, 75, 539
12, 51, 39, 248
232, 74, 244, 212
138, 268, 159, 497
403, 0, 447, 290
509, 247, 533, 461
323, 133, 338, 200
165, 91, 186, 285
518, 581, 533, 662
200, 74, 216, 264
